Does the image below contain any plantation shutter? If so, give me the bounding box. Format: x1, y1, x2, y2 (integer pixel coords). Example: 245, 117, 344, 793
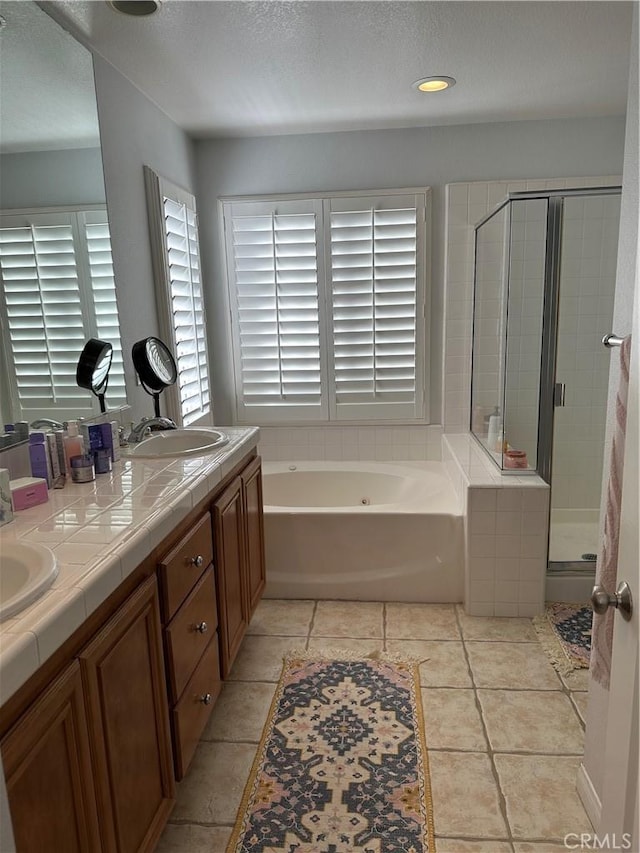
0, 209, 124, 419
81, 212, 127, 406
327, 193, 426, 420
144, 167, 211, 426
224, 198, 327, 422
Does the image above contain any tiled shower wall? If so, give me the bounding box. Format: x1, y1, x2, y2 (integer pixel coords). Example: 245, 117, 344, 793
552, 194, 620, 509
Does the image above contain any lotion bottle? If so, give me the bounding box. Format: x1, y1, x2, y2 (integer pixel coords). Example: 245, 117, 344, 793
487, 411, 501, 451
63, 421, 85, 471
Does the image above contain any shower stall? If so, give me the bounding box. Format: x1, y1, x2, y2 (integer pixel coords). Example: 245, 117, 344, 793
470, 186, 622, 573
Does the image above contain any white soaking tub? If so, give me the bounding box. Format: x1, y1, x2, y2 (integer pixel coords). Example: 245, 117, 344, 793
262, 461, 463, 602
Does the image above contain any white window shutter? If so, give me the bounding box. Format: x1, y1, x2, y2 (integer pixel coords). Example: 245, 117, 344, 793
145, 168, 211, 426
0, 209, 125, 420
224, 198, 327, 422
327, 193, 426, 420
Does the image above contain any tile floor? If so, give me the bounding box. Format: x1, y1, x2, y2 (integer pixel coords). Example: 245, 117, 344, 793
156, 599, 591, 853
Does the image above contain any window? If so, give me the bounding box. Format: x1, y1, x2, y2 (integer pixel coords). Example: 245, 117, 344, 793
0, 208, 126, 421
145, 168, 210, 426
223, 189, 429, 424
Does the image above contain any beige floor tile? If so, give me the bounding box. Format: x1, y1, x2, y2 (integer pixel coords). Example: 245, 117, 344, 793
306, 637, 384, 655
495, 754, 592, 839
172, 741, 256, 825
386, 640, 472, 687
247, 598, 315, 636
202, 681, 276, 742
155, 823, 232, 852
386, 603, 461, 640
571, 692, 588, 725
311, 600, 384, 638
227, 635, 300, 682
560, 667, 590, 692
466, 642, 562, 690
437, 841, 512, 853
428, 751, 508, 838
457, 605, 537, 642
514, 844, 574, 852
478, 690, 584, 754
421, 688, 487, 751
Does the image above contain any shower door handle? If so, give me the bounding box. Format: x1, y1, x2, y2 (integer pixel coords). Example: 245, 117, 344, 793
553, 382, 566, 407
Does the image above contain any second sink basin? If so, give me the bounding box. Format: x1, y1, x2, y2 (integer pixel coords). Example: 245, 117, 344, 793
125, 428, 229, 459
0, 541, 58, 622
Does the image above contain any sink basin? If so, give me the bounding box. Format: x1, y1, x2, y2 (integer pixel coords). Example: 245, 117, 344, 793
0, 541, 58, 622
125, 428, 229, 459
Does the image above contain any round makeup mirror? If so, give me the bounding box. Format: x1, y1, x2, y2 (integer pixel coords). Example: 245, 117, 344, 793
76, 339, 113, 413
132, 337, 178, 417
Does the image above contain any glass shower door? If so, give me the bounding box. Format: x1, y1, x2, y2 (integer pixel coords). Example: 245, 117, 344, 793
548, 192, 621, 567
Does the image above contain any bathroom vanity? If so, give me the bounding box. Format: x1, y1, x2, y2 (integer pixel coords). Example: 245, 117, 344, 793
0, 428, 265, 851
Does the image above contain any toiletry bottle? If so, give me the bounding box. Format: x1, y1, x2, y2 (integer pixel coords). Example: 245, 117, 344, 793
63, 421, 85, 472
28, 432, 52, 487
487, 410, 502, 452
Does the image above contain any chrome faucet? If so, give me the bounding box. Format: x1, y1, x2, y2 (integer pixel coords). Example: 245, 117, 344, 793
127, 416, 177, 443
30, 418, 65, 430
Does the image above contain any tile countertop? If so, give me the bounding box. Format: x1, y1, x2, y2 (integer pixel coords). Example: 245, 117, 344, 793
0, 427, 259, 706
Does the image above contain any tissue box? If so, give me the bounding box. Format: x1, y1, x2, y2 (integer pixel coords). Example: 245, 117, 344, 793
10, 477, 49, 511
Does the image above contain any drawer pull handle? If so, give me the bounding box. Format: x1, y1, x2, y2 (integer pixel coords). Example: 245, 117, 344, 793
190, 555, 204, 568
200, 693, 212, 705
195, 621, 208, 634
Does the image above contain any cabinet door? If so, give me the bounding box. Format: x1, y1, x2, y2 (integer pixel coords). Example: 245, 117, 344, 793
80, 574, 175, 853
213, 476, 248, 678
242, 455, 266, 617
1, 660, 101, 853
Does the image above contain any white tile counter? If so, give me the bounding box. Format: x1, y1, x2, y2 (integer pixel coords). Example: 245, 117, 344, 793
0, 427, 259, 705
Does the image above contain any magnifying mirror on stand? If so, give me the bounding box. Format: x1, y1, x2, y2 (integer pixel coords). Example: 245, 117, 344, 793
132, 337, 178, 417
76, 339, 113, 413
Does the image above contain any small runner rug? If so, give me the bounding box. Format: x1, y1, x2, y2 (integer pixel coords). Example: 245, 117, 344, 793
226, 653, 435, 853
533, 603, 593, 674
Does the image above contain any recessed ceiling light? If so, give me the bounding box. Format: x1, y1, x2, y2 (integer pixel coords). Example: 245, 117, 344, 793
413, 76, 456, 93
107, 0, 162, 16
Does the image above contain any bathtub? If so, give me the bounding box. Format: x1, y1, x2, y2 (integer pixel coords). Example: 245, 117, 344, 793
262, 461, 464, 602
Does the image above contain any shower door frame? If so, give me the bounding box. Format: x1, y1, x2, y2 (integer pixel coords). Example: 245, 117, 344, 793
472, 185, 623, 571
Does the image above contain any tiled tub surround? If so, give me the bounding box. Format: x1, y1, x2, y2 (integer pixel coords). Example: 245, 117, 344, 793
0, 426, 259, 704
444, 434, 550, 617
258, 423, 443, 462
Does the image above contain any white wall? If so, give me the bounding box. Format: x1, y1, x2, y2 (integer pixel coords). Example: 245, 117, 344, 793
92, 56, 196, 421
0, 147, 106, 209
195, 116, 626, 425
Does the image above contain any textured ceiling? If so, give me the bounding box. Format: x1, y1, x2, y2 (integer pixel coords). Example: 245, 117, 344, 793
0, 1, 100, 152
44, 0, 633, 138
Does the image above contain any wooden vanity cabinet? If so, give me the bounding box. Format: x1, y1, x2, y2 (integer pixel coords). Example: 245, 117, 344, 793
1, 574, 174, 853
158, 511, 222, 780
1, 660, 101, 853
213, 454, 266, 678
79, 574, 174, 853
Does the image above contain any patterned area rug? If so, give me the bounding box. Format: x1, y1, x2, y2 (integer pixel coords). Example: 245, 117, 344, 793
226, 653, 435, 853
533, 603, 593, 674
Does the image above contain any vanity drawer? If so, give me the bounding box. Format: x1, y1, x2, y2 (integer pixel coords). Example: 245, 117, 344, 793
172, 634, 221, 779
158, 512, 213, 620
165, 566, 218, 703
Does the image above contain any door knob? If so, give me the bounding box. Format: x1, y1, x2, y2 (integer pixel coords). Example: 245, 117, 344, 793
591, 581, 633, 621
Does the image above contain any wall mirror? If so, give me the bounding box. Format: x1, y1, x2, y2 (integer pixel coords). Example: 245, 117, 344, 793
0, 0, 127, 444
